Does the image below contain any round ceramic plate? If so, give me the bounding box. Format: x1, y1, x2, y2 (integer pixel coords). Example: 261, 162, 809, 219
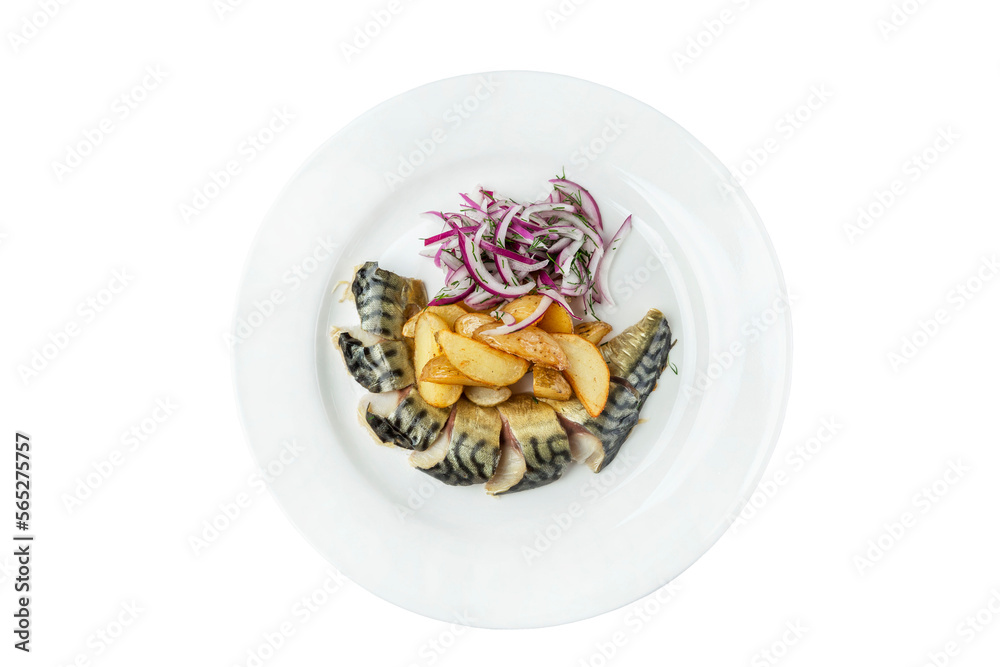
232, 71, 792, 628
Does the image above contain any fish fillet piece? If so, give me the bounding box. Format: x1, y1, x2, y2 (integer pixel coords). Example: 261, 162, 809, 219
542, 379, 641, 472
413, 398, 501, 486
487, 395, 571, 495
351, 262, 427, 341
358, 391, 406, 447
600, 309, 672, 406
338, 332, 415, 393
408, 408, 457, 468
484, 433, 527, 496
542, 308, 672, 471
364, 387, 453, 451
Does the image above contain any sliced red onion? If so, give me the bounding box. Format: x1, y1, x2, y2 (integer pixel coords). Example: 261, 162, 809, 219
431, 289, 474, 306
537, 286, 580, 321
522, 203, 578, 220
508, 222, 536, 243
536, 272, 558, 290
430, 266, 475, 305
424, 179, 632, 321
439, 250, 464, 271
557, 238, 584, 277
459, 230, 535, 298
431, 239, 460, 268
424, 227, 477, 246
547, 237, 573, 254
544, 212, 604, 247
464, 289, 495, 306
460, 193, 483, 211
478, 240, 550, 269
495, 205, 520, 248
560, 279, 590, 298
486, 311, 517, 326
480, 296, 552, 335
549, 179, 603, 230
509, 258, 549, 272
513, 218, 545, 232
466, 293, 504, 311
476, 223, 517, 286
596, 215, 632, 308
539, 225, 584, 242
463, 209, 489, 224
583, 238, 604, 275
477, 186, 495, 206
586, 251, 605, 302
490, 205, 523, 285
608, 215, 632, 252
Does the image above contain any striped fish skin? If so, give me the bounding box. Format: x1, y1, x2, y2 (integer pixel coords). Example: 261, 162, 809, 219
365, 388, 453, 451
600, 309, 672, 406
492, 395, 572, 494
408, 409, 456, 468
351, 262, 427, 340
338, 333, 415, 393
358, 390, 406, 448
543, 380, 641, 472
418, 398, 501, 486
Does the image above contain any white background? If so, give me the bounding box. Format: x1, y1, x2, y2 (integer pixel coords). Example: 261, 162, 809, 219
2, 0, 999, 665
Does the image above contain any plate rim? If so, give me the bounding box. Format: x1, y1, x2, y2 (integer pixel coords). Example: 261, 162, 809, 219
230, 69, 794, 628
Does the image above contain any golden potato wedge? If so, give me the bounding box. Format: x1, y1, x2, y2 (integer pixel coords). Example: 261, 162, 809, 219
427, 304, 468, 327
419, 355, 495, 387
402, 313, 419, 338
472, 324, 569, 370
437, 330, 530, 386
551, 333, 610, 417
533, 366, 572, 401
403, 304, 468, 337
574, 321, 613, 346
453, 312, 499, 337
501, 295, 544, 321
539, 303, 574, 334
414, 313, 463, 408
464, 385, 513, 407
502, 295, 574, 334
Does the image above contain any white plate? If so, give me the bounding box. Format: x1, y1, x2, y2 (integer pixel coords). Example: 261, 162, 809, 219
231, 71, 792, 628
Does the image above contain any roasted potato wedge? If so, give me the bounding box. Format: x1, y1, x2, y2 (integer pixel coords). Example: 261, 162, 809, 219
437, 330, 530, 386
427, 304, 468, 327
501, 295, 542, 321
403, 304, 468, 337
574, 321, 613, 346
501, 295, 573, 334
533, 366, 573, 401
539, 303, 574, 334
419, 356, 495, 387
551, 333, 610, 417
414, 313, 463, 408
472, 325, 569, 370
464, 385, 513, 407
453, 312, 500, 337
402, 313, 419, 338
